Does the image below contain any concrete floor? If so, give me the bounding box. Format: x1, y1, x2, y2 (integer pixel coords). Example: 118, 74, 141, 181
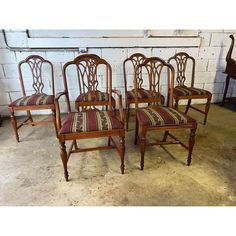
0, 104, 236, 206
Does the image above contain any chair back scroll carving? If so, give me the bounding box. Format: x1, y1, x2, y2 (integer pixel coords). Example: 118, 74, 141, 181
63, 54, 112, 112
123, 53, 147, 92
134, 57, 175, 108
168, 52, 195, 87
18, 55, 55, 96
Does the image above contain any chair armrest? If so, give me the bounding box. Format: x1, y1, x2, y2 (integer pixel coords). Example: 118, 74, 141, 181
54, 91, 69, 135
112, 89, 124, 124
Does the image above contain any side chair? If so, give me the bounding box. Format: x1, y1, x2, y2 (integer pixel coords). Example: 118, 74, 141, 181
8, 55, 57, 142
134, 57, 198, 170
168, 52, 212, 125
123, 53, 165, 131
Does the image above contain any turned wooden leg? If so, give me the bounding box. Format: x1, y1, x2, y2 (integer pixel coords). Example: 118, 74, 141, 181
9, 110, 19, 142
185, 99, 191, 114
60, 141, 69, 181
162, 131, 169, 142
174, 99, 179, 110
119, 135, 125, 174
221, 75, 230, 106
204, 96, 211, 125
139, 127, 147, 170
134, 117, 138, 145
51, 109, 58, 138
126, 103, 130, 131
187, 128, 196, 166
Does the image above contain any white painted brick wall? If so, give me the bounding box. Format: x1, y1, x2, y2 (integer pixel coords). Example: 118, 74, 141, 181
1, 30, 236, 117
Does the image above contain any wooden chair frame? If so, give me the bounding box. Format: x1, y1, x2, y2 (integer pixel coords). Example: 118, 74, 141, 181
123, 53, 165, 131
134, 57, 197, 170
8, 55, 57, 142
55, 54, 125, 181
168, 52, 212, 125
221, 35, 236, 106
74, 54, 115, 111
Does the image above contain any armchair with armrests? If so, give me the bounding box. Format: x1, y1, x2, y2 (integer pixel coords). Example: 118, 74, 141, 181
55, 54, 125, 181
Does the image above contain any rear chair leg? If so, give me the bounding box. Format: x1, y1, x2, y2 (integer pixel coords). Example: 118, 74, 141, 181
174, 99, 179, 109
162, 131, 169, 142
60, 141, 69, 181
119, 135, 125, 174
27, 110, 34, 124
126, 104, 130, 131
185, 99, 191, 114
10, 110, 19, 142
187, 128, 196, 166
51, 109, 58, 138
204, 96, 211, 125
134, 117, 138, 145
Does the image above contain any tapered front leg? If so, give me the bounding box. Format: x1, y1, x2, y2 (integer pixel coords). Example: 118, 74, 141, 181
59, 141, 69, 181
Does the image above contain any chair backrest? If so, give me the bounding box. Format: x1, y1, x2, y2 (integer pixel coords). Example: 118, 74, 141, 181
123, 53, 147, 92
134, 57, 174, 108
168, 52, 195, 87
18, 55, 55, 96
62, 54, 113, 111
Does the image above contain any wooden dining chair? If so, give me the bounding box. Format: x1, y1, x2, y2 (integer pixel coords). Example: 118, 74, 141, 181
8, 55, 57, 142
123, 53, 165, 131
168, 52, 212, 125
55, 54, 125, 181
134, 57, 198, 170
74, 54, 115, 111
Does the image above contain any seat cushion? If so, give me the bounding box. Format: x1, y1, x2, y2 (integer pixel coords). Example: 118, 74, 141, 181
76, 91, 109, 102
126, 89, 152, 100
9, 94, 54, 107
136, 106, 195, 127
60, 110, 123, 134
174, 86, 211, 97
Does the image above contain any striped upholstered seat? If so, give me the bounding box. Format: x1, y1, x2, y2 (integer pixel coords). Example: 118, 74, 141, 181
174, 86, 211, 97
9, 94, 54, 107
136, 106, 195, 127
76, 91, 109, 102
60, 110, 123, 134
126, 89, 152, 100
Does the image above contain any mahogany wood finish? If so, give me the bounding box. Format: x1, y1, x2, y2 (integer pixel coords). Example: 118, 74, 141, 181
168, 52, 212, 125
221, 35, 236, 106
8, 55, 57, 142
123, 53, 165, 131
134, 57, 197, 170
56, 54, 125, 181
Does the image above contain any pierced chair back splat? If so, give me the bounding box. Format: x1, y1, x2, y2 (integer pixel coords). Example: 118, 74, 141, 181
55, 54, 125, 181
8, 55, 57, 142
133, 57, 198, 170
